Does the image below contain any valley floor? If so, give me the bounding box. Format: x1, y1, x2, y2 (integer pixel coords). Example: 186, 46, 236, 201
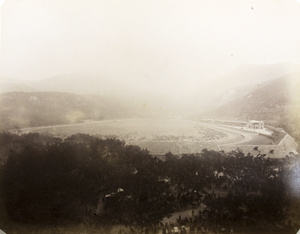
18, 118, 297, 158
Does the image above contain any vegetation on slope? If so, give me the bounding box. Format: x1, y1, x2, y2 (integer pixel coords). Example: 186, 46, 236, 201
208, 77, 290, 123
0, 92, 129, 130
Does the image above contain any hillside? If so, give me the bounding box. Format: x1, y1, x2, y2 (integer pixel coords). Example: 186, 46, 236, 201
191, 63, 300, 110
207, 76, 295, 123
0, 92, 130, 130
214, 63, 300, 88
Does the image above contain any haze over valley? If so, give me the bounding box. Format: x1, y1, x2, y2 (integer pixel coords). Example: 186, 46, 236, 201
1, 63, 300, 128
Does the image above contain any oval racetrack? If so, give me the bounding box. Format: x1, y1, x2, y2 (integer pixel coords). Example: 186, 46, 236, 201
21, 118, 273, 155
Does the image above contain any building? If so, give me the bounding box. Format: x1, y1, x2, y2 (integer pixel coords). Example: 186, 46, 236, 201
246, 120, 264, 130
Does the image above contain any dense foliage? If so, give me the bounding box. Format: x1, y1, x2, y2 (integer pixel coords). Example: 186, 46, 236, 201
0, 133, 299, 232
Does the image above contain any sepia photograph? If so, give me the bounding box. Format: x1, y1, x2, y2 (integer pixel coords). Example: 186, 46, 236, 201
0, 0, 300, 233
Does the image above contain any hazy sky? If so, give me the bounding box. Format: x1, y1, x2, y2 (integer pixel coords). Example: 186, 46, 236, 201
1, 0, 300, 89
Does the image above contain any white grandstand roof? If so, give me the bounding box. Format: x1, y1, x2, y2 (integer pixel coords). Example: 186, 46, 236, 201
249, 120, 263, 123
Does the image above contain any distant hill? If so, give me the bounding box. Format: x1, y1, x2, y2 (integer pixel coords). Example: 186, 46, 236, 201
0, 72, 118, 95
1, 64, 300, 125
0, 71, 161, 98
215, 63, 300, 87
209, 79, 288, 120
206, 74, 299, 124
0, 75, 37, 93
196, 63, 300, 110
0, 92, 130, 130
0, 83, 37, 93
32, 72, 118, 95
2, 63, 300, 98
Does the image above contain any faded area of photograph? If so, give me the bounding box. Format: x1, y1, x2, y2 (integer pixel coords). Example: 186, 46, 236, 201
0, 0, 300, 233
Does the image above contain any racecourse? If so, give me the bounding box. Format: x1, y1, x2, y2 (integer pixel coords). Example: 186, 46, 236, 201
20, 118, 274, 155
